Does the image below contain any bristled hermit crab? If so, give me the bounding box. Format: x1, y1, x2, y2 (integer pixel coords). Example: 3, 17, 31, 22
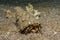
19, 23, 42, 34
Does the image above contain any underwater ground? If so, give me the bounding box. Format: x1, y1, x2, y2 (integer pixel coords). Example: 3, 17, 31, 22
0, 0, 60, 40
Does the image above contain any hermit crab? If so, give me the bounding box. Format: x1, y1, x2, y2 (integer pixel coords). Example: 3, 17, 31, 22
19, 23, 42, 34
